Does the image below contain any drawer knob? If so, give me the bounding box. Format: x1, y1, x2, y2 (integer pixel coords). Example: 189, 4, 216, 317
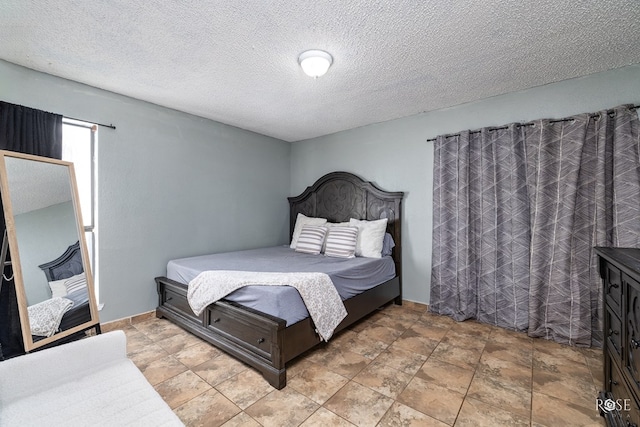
257, 338, 265, 344
632, 339, 640, 349
212, 318, 221, 323
610, 329, 620, 336
612, 380, 619, 386
166, 296, 173, 302
610, 283, 620, 289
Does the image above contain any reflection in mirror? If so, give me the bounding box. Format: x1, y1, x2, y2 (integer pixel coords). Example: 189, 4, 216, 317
35, 241, 91, 337
0, 150, 99, 352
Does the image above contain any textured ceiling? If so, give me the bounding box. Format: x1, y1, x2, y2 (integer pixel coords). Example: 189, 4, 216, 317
1, 1, 640, 142
4, 156, 72, 215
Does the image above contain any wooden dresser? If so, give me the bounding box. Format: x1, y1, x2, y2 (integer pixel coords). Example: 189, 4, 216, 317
596, 247, 640, 427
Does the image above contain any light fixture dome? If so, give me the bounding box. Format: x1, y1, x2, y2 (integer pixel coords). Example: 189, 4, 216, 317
298, 50, 333, 78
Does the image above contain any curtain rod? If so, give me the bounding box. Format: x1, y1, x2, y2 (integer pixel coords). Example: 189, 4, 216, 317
425, 104, 640, 142
64, 116, 116, 130
1, 102, 117, 130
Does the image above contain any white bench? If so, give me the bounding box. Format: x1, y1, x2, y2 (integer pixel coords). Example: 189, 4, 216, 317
0, 330, 183, 426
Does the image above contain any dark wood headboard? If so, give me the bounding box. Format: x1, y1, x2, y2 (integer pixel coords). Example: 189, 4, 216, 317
38, 241, 84, 282
288, 171, 404, 286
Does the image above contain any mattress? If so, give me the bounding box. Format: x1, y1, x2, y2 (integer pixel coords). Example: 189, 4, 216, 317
167, 245, 396, 325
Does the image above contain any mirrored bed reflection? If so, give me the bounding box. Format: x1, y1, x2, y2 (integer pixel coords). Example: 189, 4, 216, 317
0, 150, 100, 352
31, 241, 91, 340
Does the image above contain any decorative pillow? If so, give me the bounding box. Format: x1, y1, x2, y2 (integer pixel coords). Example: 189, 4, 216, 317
381, 233, 395, 257
324, 226, 358, 258
322, 222, 350, 252
294, 225, 328, 255
64, 273, 87, 294
290, 213, 327, 249
48, 278, 68, 298
349, 218, 389, 258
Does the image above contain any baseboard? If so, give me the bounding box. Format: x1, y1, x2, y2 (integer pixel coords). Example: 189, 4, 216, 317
100, 302, 428, 333
401, 300, 429, 313
100, 310, 156, 333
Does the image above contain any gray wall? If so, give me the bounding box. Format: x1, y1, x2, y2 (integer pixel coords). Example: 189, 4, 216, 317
2, 58, 639, 318
290, 64, 640, 305
14, 201, 78, 305
0, 60, 291, 322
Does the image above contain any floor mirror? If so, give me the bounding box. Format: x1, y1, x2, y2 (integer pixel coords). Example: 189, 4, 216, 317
0, 150, 100, 352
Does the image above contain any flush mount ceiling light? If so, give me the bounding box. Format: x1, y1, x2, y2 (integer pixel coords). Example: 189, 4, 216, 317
298, 50, 333, 78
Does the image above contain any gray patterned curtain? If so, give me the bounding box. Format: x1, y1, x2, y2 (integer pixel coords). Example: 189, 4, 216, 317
431, 124, 531, 331
430, 104, 640, 347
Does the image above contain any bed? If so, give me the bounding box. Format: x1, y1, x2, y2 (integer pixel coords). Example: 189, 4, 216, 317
155, 171, 403, 389
33, 241, 93, 341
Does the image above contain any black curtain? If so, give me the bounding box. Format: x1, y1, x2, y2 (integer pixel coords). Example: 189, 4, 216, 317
0, 102, 63, 158
0, 101, 63, 359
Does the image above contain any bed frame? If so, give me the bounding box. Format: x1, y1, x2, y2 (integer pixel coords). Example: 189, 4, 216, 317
36, 241, 93, 338
155, 171, 403, 389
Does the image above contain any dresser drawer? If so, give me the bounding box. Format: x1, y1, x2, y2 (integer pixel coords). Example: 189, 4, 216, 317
605, 362, 640, 426
626, 279, 640, 398
605, 264, 622, 315
607, 307, 623, 358
610, 360, 628, 398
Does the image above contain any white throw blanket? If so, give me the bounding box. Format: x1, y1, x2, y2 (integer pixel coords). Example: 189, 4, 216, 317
188, 270, 347, 341
27, 297, 74, 337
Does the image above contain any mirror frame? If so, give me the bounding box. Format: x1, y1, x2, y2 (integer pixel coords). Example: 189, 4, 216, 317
0, 150, 100, 352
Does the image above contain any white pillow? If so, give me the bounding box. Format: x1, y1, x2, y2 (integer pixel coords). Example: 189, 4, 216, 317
324, 226, 358, 258
48, 278, 68, 298
295, 225, 328, 255
349, 218, 389, 258
290, 213, 327, 249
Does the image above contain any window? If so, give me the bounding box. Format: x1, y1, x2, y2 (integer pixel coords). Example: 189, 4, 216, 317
62, 118, 98, 300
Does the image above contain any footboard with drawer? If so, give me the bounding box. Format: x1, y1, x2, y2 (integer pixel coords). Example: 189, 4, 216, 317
157, 276, 288, 387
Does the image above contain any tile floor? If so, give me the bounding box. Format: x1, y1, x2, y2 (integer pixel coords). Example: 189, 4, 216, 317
104, 302, 606, 427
